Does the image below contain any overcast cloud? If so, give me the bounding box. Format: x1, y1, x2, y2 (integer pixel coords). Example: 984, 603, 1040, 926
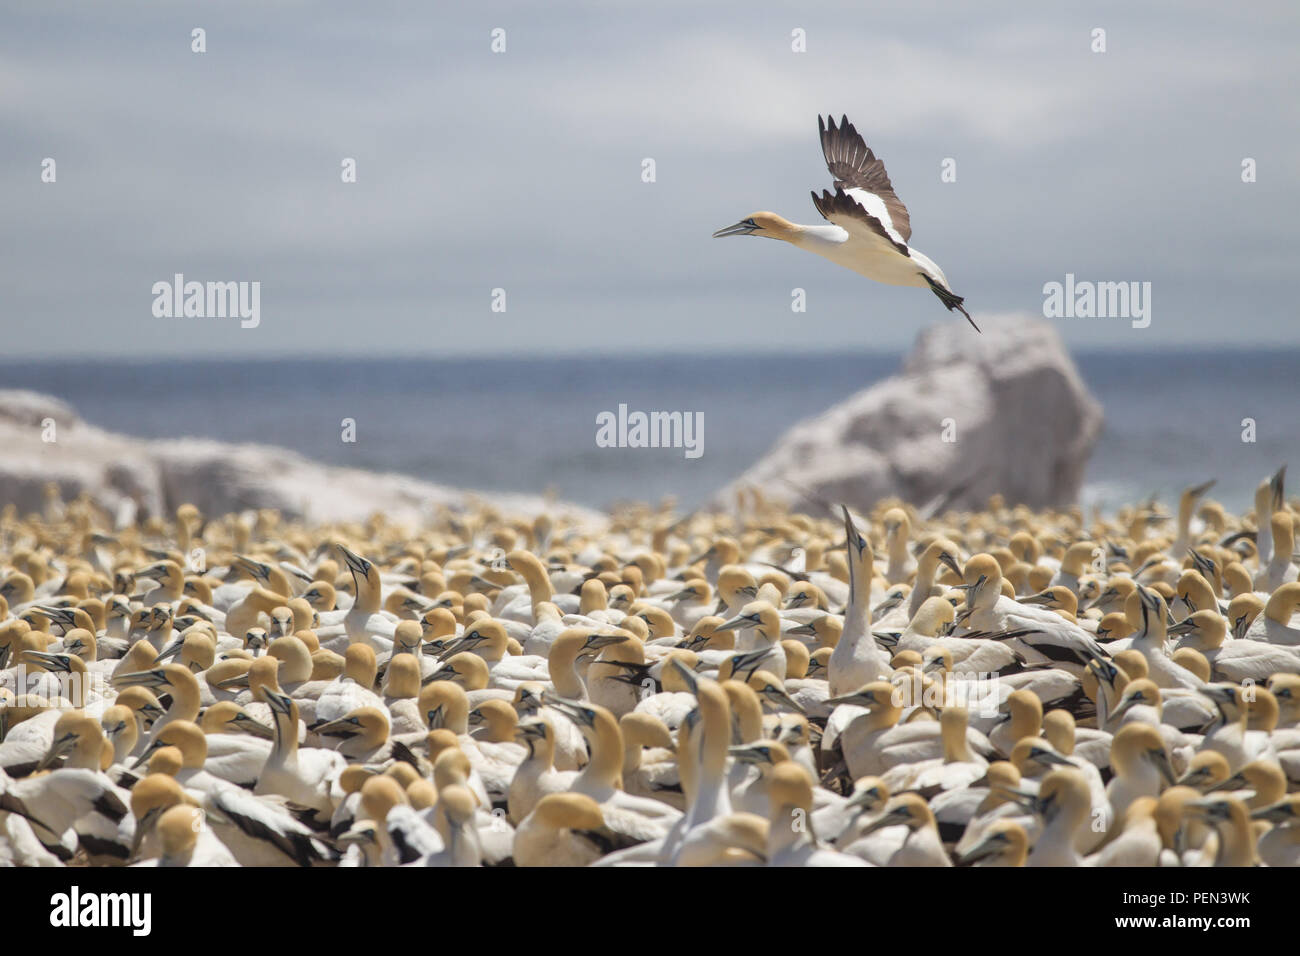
2, 0, 1297, 358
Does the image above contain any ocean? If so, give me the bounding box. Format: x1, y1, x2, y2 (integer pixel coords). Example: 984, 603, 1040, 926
3, 350, 1296, 515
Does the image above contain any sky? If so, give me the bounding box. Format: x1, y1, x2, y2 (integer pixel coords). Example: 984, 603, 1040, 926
2, 0, 1298, 359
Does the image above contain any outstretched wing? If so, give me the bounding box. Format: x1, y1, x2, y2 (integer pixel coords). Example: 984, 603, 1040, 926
815, 114, 912, 247
810, 187, 910, 257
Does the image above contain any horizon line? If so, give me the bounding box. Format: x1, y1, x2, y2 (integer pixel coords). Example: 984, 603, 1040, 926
4, 340, 1300, 366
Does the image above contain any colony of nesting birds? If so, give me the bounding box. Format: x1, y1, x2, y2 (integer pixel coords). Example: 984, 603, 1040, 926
2, 469, 1300, 867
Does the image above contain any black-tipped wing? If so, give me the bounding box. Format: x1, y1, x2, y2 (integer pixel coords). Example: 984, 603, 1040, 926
817, 114, 912, 244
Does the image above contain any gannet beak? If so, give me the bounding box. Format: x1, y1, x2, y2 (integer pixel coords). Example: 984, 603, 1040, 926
542, 695, 595, 727
514, 721, 545, 742
712, 218, 759, 238
825, 690, 871, 707
1035, 749, 1074, 769
996, 785, 1043, 815
728, 744, 770, 765
858, 805, 908, 836
585, 633, 628, 650
957, 831, 1007, 865
315, 716, 361, 740
845, 785, 884, 812
1189, 479, 1217, 499
233, 713, 274, 739
261, 688, 295, 716
215, 671, 252, 690
1252, 801, 1299, 824
20, 650, 73, 674
134, 564, 167, 582
34, 605, 73, 626
233, 555, 269, 581
336, 544, 371, 576
786, 620, 818, 637
38, 731, 78, 770
718, 613, 759, 632
938, 553, 962, 578
668, 657, 700, 695
129, 738, 164, 769
154, 641, 186, 663
1206, 772, 1246, 794
761, 684, 805, 714
1185, 798, 1230, 823
1153, 749, 1177, 787
1109, 696, 1137, 723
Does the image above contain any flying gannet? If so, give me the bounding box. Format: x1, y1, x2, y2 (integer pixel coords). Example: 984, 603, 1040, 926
713, 114, 977, 331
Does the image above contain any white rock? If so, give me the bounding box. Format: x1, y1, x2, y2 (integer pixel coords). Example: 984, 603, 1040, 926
0, 391, 601, 527
714, 314, 1103, 514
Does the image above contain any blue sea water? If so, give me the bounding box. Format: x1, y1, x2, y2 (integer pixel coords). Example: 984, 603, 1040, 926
2, 350, 1297, 515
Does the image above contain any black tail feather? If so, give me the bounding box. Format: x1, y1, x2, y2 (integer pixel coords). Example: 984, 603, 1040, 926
923, 275, 980, 332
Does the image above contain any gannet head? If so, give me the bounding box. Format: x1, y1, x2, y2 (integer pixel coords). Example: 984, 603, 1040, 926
39, 711, 102, 771
960, 554, 1002, 610
778, 640, 810, 679
301, 579, 337, 612
729, 739, 791, 769
1248, 689, 1282, 733
715, 567, 759, 608
419, 681, 469, 732
158, 805, 203, 861
957, 819, 1028, 866
911, 597, 955, 638
1201, 682, 1246, 725
1179, 750, 1230, 790
201, 701, 274, 739
467, 699, 518, 743
533, 792, 605, 833
1184, 795, 1249, 832
618, 712, 674, 751
860, 793, 935, 836
1110, 678, 1161, 724
316, 707, 390, 748
921, 645, 954, 677
825, 680, 899, 713
267, 636, 313, 684
1267, 674, 1300, 724
919, 540, 963, 581
1171, 647, 1211, 682
712, 211, 801, 242
359, 775, 408, 824
1009, 737, 1073, 777
384, 654, 421, 700
1111, 722, 1176, 786
661, 651, 701, 694
1251, 794, 1300, 825
717, 601, 780, 643
1226, 593, 1264, 639
844, 776, 889, 815
130, 773, 191, 830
